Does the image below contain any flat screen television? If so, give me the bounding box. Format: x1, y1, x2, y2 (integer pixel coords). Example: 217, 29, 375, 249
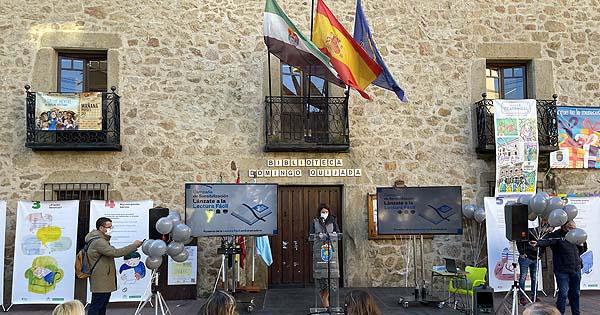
185, 183, 278, 236
376, 186, 463, 235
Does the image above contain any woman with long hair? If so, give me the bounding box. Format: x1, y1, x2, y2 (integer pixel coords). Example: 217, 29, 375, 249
344, 290, 381, 315
198, 290, 238, 315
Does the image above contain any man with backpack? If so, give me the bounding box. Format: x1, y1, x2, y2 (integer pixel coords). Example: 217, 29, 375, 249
86, 217, 143, 315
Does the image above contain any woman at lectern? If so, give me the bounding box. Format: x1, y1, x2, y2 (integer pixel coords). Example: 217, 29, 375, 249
309, 203, 340, 308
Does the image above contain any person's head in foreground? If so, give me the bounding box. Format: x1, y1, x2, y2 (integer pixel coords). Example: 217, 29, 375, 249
344, 289, 381, 315
52, 300, 85, 315
523, 302, 560, 315
199, 290, 238, 315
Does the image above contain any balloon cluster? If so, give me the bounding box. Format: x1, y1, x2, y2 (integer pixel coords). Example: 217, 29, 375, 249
463, 204, 486, 223
141, 211, 193, 270
515, 192, 587, 245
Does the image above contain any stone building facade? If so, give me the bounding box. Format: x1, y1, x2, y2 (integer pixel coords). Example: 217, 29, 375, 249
0, 0, 598, 298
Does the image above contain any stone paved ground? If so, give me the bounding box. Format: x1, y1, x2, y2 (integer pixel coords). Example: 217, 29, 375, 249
5, 287, 600, 315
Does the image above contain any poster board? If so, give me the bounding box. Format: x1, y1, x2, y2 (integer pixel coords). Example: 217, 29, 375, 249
186, 183, 278, 236
493, 99, 539, 195
12, 200, 79, 304
376, 186, 462, 235
565, 196, 600, 289
88, 200, 152, 302
485, 196, 542, 292
550, 106, 600, 169
0, 201, 6, 305
167, 246, 197, 285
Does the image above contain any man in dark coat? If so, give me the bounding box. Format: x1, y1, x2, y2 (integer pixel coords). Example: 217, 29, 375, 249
531, 221, 587, 315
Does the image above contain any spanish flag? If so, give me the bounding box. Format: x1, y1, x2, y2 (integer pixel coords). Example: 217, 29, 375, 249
313, 0, 383, 100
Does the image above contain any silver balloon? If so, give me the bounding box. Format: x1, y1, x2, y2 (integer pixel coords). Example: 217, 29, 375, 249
528, 211, 538, 221
566, 228, 587, 245
183, 237, 195, 245
546, 196, 565, 212
547, 209, 568, 227
536, 191, 550, 200
155, 217, 174, 235
166, 241, 185, 257
473, 208, 486, 223
563, 204, 578, 221
529, 194, 548, 215
148, 239, 167, 257
517, 195, 532, 207
167, 211, 182, 226
171, 249, 189, 263
141, 239, 154, 256
541, 206, 554, 220
463, 204, 475, 219
172, 223, 192, 242
505, 201, 516, 206
145, 256, 163, 270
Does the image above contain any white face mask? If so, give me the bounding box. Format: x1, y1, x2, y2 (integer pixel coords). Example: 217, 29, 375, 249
104, 228, 113, 236
320, 213, 328, 221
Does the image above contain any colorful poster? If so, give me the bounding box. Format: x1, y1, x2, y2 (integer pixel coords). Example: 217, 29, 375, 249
35, 92, 102, 131
0, 201, 6, 304
564, 196, 600, 289
485, 197, 542, 292
167, 246, 197, 285
493, 99, 539, 195
550, 106, 600, 169
12, 200, 79, 304
88, 200, 152, 302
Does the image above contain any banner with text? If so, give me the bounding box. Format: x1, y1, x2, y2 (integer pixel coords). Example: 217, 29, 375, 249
550, 106, 600, 168
493, 99, 538, 195
35, 92, 103, 131
88, 200, 152, 302
564, 196, 600, 289
12, 200, 79, 304
485, 197, 542, 292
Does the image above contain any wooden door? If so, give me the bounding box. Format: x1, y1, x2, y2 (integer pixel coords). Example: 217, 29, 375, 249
269, 185, 343, 287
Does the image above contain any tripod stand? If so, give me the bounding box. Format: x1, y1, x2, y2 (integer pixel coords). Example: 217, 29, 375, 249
495, 241, 532, 315
135, 269, 172, 315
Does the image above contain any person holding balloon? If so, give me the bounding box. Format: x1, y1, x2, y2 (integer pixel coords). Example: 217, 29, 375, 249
530, 221, 588, 315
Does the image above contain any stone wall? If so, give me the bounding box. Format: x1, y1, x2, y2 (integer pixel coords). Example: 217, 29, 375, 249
0, 0, 598, 298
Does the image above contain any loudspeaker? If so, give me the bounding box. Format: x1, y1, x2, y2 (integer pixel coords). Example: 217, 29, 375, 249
473, 285, 494, 315
504, 203, 529, 241
149, 206, 170, 240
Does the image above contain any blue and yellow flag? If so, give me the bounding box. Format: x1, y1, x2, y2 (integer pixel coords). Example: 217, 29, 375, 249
353, 0, 408, 102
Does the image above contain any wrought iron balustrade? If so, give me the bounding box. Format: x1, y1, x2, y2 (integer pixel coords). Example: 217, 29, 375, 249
25, 85, 121, 151
475, 93, 558, 154
264, 95, 350, 152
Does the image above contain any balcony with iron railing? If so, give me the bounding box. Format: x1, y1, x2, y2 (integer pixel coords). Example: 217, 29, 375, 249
264, 95, 350, 152
475, 93, 558, 156
25, 85, 122, 151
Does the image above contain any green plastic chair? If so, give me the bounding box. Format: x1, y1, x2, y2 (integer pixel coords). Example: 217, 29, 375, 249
448, 266, 487, 296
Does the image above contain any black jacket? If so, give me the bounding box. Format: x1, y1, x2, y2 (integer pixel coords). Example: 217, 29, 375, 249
516, 228, 546, 260
536, 229, 587, 274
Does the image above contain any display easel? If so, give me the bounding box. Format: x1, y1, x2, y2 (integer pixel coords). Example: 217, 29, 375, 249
214, 236, 256, 312
308, 232, 344, 315
398, 235, 445, 309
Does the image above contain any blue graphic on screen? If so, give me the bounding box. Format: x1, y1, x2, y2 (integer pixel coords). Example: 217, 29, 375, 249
377, 186, 462, 235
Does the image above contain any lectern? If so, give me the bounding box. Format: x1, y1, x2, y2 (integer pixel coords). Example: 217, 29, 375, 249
308, 232, 343, 315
